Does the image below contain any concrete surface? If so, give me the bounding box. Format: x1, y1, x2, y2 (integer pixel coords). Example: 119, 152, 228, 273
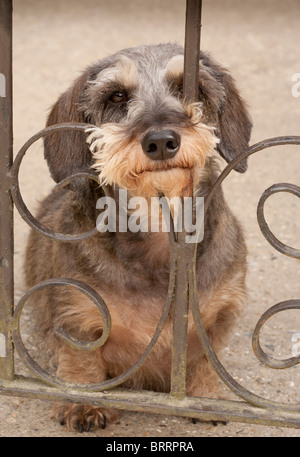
1, 0, 300, 437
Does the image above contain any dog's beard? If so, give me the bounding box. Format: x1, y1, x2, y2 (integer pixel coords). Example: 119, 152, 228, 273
87, 104, 219, 199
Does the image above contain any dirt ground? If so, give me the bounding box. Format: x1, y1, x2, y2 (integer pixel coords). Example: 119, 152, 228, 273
1, 0, 300, 437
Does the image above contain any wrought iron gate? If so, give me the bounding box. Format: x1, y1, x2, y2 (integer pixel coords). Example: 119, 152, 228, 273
0, 0, 300, 429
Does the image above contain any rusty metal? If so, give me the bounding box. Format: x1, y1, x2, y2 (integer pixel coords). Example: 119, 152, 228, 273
1, 376, 300, 429
170, 0, 202, 399
14, 278, 111, 358
0, 0, 300, 431
10, 123, 101, 242
12, 258, 175, 392
183, 0, 202, 103
170, 231, 194, 399
252, 300, 300, 370
0, 0, 14, 381
204, 136, 300, 214
257, 182, 300, 259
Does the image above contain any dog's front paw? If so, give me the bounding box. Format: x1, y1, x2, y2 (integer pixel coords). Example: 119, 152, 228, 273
51, 402, 119, 432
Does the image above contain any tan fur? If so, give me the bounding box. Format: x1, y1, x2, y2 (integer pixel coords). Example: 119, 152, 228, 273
88, 103, 218, 198
88, 55, 139, 92
165, 54, 184, 79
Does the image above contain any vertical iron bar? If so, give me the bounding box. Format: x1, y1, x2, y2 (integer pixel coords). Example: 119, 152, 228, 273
170, 0, 202, 398
170, 238, 191, 398
183, 0, 202, 103
0, 0, 14, 380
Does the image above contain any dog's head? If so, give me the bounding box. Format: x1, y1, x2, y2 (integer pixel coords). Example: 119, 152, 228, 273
44, 43, 252, 197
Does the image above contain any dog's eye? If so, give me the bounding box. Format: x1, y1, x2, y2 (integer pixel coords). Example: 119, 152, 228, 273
109, 91, 128, 103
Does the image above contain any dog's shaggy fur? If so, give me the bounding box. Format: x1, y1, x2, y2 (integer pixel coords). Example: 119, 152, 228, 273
25, 43, 251, 431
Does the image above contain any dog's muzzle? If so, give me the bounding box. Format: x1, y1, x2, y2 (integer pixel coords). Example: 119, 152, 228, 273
142, 129, 180, 161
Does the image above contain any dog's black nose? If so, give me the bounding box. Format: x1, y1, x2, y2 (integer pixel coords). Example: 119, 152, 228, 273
142, 130, 180, 160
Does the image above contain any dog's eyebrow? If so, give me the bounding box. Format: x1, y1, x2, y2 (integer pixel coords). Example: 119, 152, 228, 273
90, 55, 139, 91
165, 55, 184, 80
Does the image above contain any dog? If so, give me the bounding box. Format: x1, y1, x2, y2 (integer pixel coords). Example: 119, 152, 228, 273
25, 43, 251, 432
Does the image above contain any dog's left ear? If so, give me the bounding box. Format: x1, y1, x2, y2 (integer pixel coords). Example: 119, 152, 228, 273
44, 71, 92, 187
216, 72, 252, 173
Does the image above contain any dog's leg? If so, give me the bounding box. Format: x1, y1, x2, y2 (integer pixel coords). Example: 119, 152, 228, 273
185, 355, 229, 426
186, 353, 221, 398
51, 344, 119, 432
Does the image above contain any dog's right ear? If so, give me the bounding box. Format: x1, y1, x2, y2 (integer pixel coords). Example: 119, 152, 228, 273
216, 71, 252, 173
44, 72, 92, 186
199, 53, 252, 173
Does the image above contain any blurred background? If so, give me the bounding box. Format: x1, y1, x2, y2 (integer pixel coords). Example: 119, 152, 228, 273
6, 0, 300, 436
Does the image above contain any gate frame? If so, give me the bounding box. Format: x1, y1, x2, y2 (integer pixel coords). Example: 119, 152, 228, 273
0, 0, 300, 430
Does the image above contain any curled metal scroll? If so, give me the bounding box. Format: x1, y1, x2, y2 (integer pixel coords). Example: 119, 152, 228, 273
10, 123, 102, 242
13, 261, 175, 391
253, 182, 300, 367
252, 300, 300, 370
13, 278, 111, 387
190, 135, 300, 412
257, 182, 300, 259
